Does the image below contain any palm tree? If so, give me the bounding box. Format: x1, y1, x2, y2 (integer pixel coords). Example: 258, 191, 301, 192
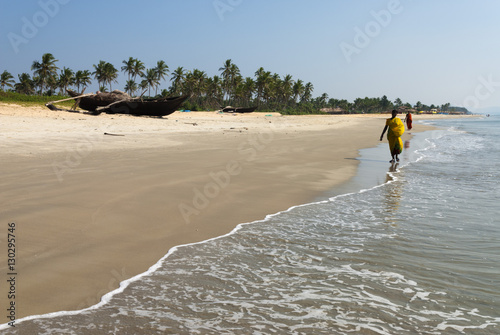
292, 79, 304, 103
31, 53, 59, 95
205, 75, 223, 108
235, 77, 255, 106
229, 63, 241, 101
254, 67, 264, 103
93, 61, 118, 91
32, 75, 42, 94
132, 59, 145, 83
191, 69, 207, 105
394, 97, 403, 108
14, 73, 34, 95
182, 69, 207, 105
46, 75, 58, 95
318, 93, 329, 107
141, 68, 159, 97
182, 70, 195, 99
154, 60, 169, 95
74, 70, 92, 93
57, 67, 74, 95
255, 68, 271, 105
380, 95, 391, 111
93, 60, 107, 90
170, 66, 185, 95
353, 97, 365, 113
0, 70, 15, 91
219, 59, 240, 103
124, 80, 138, 96
219, 59, 232, 102
103, 62, 118, 91
281, 74, 294, 106
268, 73, 281, 105
302, 82, 314, 102
121, 57, 136, 81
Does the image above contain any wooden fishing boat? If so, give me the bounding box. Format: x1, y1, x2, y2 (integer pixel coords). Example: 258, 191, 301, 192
58, 90, 189, 117
101, 95, 189, 117
67, 89, 128, 113
221, 106, 257, 113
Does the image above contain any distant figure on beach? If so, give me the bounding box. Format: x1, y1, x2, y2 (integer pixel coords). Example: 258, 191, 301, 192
380, 110, 405, 163
405, 111, 413, 130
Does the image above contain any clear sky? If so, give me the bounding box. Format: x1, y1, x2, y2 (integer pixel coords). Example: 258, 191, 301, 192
2, 0, 500, 112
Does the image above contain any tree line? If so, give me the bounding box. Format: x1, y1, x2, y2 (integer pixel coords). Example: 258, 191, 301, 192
1, 53, 457, 114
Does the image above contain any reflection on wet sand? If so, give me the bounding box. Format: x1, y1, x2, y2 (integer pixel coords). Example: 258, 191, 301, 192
384, 162, 404, 224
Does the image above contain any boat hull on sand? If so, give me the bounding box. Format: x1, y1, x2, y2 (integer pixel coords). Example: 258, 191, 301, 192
66, 90, 189, 117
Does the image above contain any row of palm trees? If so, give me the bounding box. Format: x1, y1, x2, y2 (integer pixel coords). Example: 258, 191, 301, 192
1, 53, 454, 113
0, 53, 171, 98
0, 53, 317, 110
346, 96, 452, 114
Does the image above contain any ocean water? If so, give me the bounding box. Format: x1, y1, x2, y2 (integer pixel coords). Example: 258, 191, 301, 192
2, 116, 499, 334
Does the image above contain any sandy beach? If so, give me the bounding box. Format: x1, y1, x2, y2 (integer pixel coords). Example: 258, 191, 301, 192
1, 103, 461, 320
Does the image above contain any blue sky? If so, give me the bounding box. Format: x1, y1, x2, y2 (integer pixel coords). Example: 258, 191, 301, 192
2, 0, 500, 112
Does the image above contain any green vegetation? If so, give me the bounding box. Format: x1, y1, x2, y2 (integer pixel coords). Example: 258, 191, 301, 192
1, 53, 462, 115
0, 91, 74, 107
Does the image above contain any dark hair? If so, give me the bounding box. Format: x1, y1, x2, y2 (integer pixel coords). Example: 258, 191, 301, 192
391, 109, 398, 115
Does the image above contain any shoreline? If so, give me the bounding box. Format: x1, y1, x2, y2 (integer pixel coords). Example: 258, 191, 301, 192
0, 103, 475, 321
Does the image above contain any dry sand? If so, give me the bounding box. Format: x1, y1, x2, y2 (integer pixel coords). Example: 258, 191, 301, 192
0, 103, 464, 319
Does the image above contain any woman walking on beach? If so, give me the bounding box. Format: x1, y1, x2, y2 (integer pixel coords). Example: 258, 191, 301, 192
380, 110, 405, 163
405, 111, 413, 130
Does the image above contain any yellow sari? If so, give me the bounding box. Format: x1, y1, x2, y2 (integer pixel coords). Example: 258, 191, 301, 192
386, 117, 404, 155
